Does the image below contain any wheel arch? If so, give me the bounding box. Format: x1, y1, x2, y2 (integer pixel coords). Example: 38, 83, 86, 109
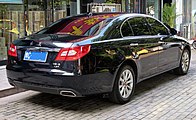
109, 59, 138, 104
174, 44, 191, 75
184, 45, 191, 57
121, 60, 138, 83
112, 59, 138, 88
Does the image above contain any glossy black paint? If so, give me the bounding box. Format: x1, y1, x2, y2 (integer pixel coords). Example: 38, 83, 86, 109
6, 13, 191, 96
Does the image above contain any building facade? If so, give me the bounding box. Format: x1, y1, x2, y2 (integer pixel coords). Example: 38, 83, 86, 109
0, 0, 175, 63
174, 0, 196, 39
0, 0, 72, 62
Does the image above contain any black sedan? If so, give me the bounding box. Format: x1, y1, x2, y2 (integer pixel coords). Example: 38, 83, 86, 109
6, 13, 191, 104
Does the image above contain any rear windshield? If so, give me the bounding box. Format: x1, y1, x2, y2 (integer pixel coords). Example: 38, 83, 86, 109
37, 14, 118, 36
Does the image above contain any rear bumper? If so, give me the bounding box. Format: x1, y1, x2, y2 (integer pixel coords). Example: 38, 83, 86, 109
6, 68, 114, 96
8, 79, 82, 96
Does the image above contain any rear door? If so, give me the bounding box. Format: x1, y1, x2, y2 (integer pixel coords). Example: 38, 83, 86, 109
124, 17, 160, 80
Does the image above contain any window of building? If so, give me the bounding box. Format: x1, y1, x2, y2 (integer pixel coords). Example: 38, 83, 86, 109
0, 4, 24, 61
0, 0, 70, 62
26, 0, 68, 35
146, 0, 161, 19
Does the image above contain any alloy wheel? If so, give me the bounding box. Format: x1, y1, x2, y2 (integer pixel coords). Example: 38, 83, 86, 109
181, 50, 190, 72
193, 41, 196, 49
118, 69, 134, 99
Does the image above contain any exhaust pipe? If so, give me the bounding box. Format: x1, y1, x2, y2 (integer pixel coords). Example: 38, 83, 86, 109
60, 90, 77, 97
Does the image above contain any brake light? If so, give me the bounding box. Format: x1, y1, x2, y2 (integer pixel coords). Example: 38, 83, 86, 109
8, 43, 17, 57
55, 45, 91, 61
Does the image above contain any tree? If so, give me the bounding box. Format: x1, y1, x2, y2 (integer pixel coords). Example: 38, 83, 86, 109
163, 3, 176, 28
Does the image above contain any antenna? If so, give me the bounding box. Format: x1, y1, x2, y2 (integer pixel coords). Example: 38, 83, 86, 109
87, 12, 93, 17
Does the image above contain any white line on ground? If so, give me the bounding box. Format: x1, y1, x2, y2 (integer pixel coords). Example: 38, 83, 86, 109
0, 65, 6, 70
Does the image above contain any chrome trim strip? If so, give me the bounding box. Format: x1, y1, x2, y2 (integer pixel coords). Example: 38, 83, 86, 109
92, 35, 165, 44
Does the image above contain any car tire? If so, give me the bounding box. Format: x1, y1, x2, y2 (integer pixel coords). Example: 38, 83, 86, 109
193, 41, 196, 49
109, 65, 135, 104
174, 49, 190, 75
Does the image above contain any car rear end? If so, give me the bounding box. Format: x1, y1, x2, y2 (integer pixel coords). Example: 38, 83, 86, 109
7, 34, 92, 96
6, 13, 120, 97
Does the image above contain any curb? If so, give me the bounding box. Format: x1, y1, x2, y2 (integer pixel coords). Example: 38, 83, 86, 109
0, 65, 6, 70
0, 87, 26, 98
0, 65, 27, 98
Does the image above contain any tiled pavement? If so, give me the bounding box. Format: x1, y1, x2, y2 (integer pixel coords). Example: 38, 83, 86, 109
0, 50, 196, 120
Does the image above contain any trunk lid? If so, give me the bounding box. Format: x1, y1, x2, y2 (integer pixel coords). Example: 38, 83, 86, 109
15, 34, 87, 47
11, 34, 89, 71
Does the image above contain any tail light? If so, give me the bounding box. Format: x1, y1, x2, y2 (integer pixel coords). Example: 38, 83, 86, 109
8, 43, 17, 57
55, 44, 91, 61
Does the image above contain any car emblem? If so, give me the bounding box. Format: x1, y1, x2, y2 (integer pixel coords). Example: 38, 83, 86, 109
38, 42, 42, 46
49, 34, 58, 40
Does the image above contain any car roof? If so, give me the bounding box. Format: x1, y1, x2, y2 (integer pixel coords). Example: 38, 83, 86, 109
57, 13, 156, 24
72, 12, 153, 18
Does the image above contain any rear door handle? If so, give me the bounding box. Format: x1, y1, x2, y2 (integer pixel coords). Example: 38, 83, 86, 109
130, 43, 138, 46
158, 41, 167, 44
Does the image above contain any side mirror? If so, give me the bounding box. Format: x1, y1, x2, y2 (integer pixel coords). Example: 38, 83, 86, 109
163, 23, 177, 35
170, 28, 177, 35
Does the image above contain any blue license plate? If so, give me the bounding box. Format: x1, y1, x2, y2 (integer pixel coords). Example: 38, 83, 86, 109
23, 51, 48, 62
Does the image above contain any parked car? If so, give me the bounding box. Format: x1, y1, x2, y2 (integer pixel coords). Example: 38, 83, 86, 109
6, 13, 191, 104
191, 37, 196, 49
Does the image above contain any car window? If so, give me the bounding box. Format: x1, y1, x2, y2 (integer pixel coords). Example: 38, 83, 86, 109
121, 21, 134, 37
37, 18, 74, 34
84, 21, 101, 36
127, 17, 151, 36
84, 18, 113, 36
146, 17, 169, 35
37, 14, 119, 36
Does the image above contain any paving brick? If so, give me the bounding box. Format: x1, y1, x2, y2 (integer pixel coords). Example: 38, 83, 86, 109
1, 50, 196, 120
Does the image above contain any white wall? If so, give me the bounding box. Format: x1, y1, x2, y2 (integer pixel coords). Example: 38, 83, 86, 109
192, 0, 196, 37
175, 0, 183, 31
192, 0, 196, 12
